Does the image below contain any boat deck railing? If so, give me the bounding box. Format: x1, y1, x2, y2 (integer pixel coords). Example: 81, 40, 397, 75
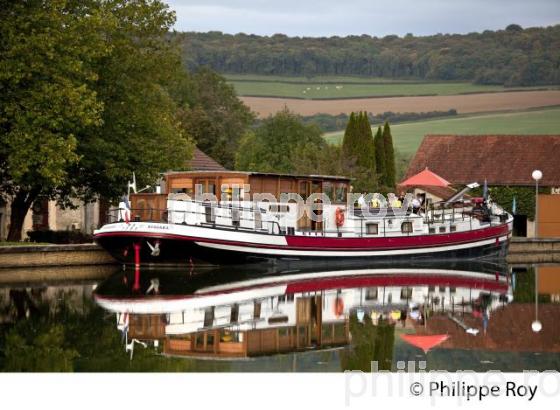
102, 200, 507, 238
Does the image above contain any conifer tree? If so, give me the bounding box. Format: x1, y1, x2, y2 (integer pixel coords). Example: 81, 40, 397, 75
359, 112, 376, 174
382, 121, 396, 188
342, 111, 358, 158
374, 126, 385, 184
341, 111, 377, 191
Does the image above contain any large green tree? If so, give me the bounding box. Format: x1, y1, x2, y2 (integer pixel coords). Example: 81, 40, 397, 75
0, 0, 107, 240
171, 67, 254, 169
0, 0, 194, 240
71, 0, 193, 202
235, 107, 324, 173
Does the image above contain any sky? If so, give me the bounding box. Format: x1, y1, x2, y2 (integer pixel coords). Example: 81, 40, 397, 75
165, 0, 560, 37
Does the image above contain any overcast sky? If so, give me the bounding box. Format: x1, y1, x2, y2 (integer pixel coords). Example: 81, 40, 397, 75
165, 0, 560, 37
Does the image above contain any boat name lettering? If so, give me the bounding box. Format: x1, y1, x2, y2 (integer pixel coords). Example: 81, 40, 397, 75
147, 224, 169, 230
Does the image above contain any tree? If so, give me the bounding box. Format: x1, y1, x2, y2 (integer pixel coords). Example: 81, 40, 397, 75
172, 67, 254, 169
357, 112, 376, 175
0, 0, 107, 240
374, 126, 386, 183
381, 121, 396, 188
340, 112, 377, 192
342, 112, 359, 158
340, 315, 395, 372
71, 0, 193, 203
4, 323, 78, 372
506, 24, 523, 32
235, 107, 324, 173
0, 0, 194, 240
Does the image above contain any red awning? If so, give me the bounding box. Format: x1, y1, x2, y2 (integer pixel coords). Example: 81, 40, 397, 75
400, 168, 451, 187
400, 334, 449, 353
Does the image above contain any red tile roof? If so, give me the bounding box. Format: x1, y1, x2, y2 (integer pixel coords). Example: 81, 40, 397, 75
405, 135, 560, 187
188, 148, 226, 171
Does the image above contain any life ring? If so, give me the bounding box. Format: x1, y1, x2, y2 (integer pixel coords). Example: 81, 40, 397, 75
335, 207, 345, 227
334, 297, 344, 316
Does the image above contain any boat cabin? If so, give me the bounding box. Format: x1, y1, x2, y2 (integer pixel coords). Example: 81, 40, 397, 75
130, 170, 351, 232
140, 170, 350, 201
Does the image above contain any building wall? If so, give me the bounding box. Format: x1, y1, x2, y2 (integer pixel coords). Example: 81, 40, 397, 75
0, 198, 101, 240
538, 194, 560, 238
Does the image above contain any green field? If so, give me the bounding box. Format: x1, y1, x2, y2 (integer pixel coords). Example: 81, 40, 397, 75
225, 74, 422, 84
323, 107, 560, 155
226, 74, 549, 99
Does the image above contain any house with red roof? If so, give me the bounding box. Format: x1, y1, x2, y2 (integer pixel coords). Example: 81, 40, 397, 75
402, 135, 560, 237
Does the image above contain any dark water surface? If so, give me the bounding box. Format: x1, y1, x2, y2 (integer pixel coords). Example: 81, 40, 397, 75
1, 261, 559, 372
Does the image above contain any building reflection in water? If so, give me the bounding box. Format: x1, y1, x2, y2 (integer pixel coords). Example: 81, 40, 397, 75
93, 262, 512, 365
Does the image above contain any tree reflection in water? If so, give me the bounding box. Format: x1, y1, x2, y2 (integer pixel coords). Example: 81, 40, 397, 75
341, 314, 395, 372
0, 288, 229, 372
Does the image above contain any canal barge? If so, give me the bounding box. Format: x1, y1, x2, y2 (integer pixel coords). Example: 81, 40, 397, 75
93, 171, 513, 265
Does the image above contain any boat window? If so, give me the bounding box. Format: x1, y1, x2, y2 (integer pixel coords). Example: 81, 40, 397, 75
299, 181, 310, 200
278, 328, 290, 337
195, 333, 204, 349
439, 226, 446, 233
334, 183, 347, 203
450, 225, 457, 232
268, 315, 289, 324
206, 333, 215, 348
323, 182, 334, 201
365, 287, 378, 300
230, 304, 239, 323
203, 307, 214, 327
366, 223, 378, 235
401, 288, 413, 299
429, 227, 436, 234
195, 179, 217, 195
401, 221, 413, 233
253, 301, 261, 319
312, 181, 321, 194
269, 204, 290, 213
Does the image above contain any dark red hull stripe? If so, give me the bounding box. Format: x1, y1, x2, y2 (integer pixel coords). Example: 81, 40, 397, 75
94, 274, 508, 304
285, 275, 507, 293
94, 223, 508, 252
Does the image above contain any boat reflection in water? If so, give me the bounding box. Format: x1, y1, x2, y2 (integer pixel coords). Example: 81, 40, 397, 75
94, 262, 511, 362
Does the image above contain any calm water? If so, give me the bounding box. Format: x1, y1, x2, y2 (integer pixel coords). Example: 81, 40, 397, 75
1, 261, 559, 372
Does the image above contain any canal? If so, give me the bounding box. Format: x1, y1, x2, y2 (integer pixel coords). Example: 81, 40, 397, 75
1, 261, 559, 372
